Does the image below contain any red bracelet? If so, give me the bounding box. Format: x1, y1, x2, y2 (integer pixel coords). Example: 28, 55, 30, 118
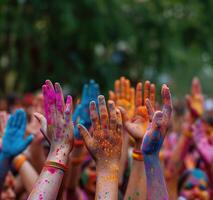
45, 161, 68, 172
74, 139, 84, 147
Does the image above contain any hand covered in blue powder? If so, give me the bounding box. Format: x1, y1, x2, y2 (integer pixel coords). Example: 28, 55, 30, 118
141, 84, 172, 156
73, 80, 100, 138
2, 109, 34, 158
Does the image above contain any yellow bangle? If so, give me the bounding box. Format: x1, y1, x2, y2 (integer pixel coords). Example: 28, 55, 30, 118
13, 154, 27, 171
45, 161, 68, 172
132, 149, 144, 161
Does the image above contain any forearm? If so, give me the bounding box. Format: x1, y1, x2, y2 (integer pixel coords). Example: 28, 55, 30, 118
29, 145, 46, 173
18, 160, 39, 194
95, 164, 119, 200
28, 150, 69, 200
66, 145, 84, 189
124, 159, 146, 200
119, 131, 129, 184
0, 152, 12, 190
144, 155, 168, 200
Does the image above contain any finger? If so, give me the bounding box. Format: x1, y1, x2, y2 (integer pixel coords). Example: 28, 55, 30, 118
130, 87, 135, 105
13, 109, 24, 128
150, 83, 156, 108
109, 90, 116, 101
22, 134, 34, 151
145, 99, 154, 121
192, 77, 202, 96
72, 104, 81, 122
108, 100, 117, 130
78, 124, 92, 149
125, 79, 131, 101
18, 110, 27, 132
42, 81, 55, 125
89, 80, 97, 100
90, 101, 100, 131
95, 84, 100, 98
136, 82, 142, 108
119, 106, 133, 133
162, 84, 172, 119
81, 84, 89, 103
115, 80, 121, 99
55, 82, 65, 115
120, 76, 126, 99
6, 114, 14, 128
64, 95, 73, 124
143, 80, 150, 105
33, 112, 49, 142
119, 106, 129, 123
98, 95, 109, 130
116, 108, 123, 135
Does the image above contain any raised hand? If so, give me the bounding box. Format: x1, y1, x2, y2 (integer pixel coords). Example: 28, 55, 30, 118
28, 80, 74, 200
192, 120, 213, 164
142, 84, 172, 156
2, 109, 33, 158
141, 85, 172, 200
73, 80, 100, 138
120, 81, 156, 148
34, 80, 74, 163
186, 77, 204, 119
78, 95, 123, 200
109, 77, 135, 119
78, 95, 122, 166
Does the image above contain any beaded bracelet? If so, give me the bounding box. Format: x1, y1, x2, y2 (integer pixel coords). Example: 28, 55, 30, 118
45, 161, 68, 172
132, 149, 144, 161
13, 154, 27, 171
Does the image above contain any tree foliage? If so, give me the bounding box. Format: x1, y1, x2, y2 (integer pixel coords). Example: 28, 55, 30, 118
0, 0, 212, 97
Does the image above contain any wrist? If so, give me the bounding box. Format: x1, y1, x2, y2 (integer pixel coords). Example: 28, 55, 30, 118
96, 161, 119, 174
96, 163, 119, 182
47, 147, 70, 165
134, 139, 142, 150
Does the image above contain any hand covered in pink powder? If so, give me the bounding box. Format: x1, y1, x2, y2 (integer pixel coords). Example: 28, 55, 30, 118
34, 80, 74, 164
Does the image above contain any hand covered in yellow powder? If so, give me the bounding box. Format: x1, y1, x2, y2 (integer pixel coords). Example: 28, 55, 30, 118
109, 77, 135, 120
120, 81, 156, 148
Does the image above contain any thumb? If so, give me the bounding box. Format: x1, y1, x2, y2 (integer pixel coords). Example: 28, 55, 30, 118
78, 124, 92, 149
118, 106, 133, 134
33, 112, 48, 140
22, 134, 34, 150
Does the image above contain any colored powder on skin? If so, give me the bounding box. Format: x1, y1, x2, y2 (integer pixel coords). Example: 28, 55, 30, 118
46, 167, 57, 174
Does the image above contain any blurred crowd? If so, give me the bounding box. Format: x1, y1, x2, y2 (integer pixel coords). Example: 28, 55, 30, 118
0, 77, 212, 200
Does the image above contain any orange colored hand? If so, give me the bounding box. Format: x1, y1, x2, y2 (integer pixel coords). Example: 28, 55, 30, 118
78, 95, 123, 167
109, 77, 135, 120
186, 77, 204, 118
120, 81, 156, 147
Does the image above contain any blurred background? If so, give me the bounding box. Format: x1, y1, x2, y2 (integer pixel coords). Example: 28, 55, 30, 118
0, 0, 212, 98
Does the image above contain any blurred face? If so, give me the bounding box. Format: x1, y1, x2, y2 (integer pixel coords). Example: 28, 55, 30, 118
1, 173, 16, 200
180, 171, 209, 200
82, 160, 96, 194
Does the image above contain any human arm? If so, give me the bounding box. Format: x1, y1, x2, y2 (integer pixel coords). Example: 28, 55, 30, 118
0, 109, 33, 192
121, 81, 155, 200
28, 80, 74, 200
141, 84, 172, 200
78, 95, 123, 200
109, 76, 135, 184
